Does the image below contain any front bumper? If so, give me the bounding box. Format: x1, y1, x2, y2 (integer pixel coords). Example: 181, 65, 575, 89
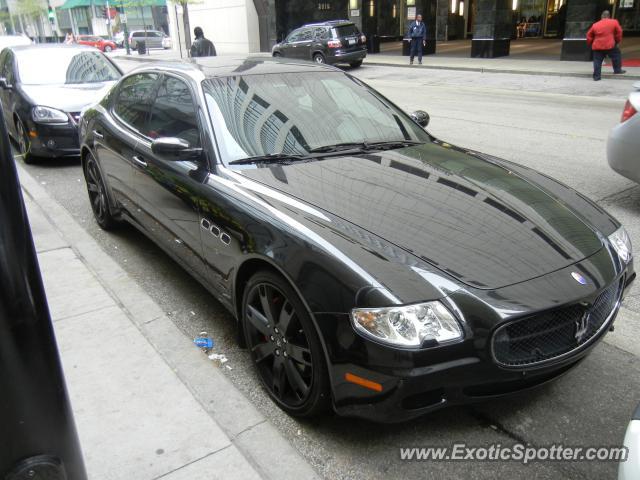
328, 48, 367, 64
316, 249, 634, 423
28, 122, 80, 158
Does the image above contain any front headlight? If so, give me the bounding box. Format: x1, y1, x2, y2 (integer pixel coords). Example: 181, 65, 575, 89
609, 226, 632, 264
32, 106, 68, 124
351, 301, 463, 348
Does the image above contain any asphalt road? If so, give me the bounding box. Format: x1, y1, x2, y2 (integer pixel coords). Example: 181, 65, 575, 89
19, 62, 640, 480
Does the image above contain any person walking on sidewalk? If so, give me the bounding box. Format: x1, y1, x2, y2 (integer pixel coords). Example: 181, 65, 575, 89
587, 10, 625, 81
190, 27, 217, 57
407, 14, 427, 65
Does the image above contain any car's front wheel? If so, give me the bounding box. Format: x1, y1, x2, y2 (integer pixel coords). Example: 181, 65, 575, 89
16, 118, 36, 164
104, 45, 112, 52
84, 152, 118, 230
242, 270, 330, 417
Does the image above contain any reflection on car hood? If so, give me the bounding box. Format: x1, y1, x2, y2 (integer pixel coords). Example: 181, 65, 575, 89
20, 81, 116, 112
238, 142, 604, 290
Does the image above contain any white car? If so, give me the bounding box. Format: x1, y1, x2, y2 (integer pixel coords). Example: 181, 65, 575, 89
619, 402, 640, 480
161, 36, 172, 49
608, 82, 640, 183
0, 34, 33, 50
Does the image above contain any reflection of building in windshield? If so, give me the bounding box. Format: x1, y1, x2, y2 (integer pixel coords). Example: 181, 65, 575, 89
65, 53, 109, 84
206, 76, 310, 157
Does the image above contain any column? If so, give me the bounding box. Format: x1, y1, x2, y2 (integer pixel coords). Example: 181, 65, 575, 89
436, 0, 448, 40
560, 0, 598, 61
471, 0, 511, 57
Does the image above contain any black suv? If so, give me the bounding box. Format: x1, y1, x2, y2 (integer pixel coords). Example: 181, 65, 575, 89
272, 20, 367, 67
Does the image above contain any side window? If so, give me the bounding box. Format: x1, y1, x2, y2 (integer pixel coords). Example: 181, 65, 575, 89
133, 32, 143, 38
151, 32, 162, 38
147, 76, 201, 147
299, 28, 313, 41
286, 29, 302, 42
312, 27, 327, 40
113, 73, 159, 134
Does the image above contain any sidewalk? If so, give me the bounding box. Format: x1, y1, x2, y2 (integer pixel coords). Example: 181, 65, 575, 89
17, 162, 320, 480
108, 47, 640, 79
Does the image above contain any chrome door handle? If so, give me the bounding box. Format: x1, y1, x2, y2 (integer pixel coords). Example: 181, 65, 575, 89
132, 155, 147, 167
93, 130, 104, 139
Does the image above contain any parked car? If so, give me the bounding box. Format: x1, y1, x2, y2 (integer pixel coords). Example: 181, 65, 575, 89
76, 34, 117, 52
608, 82, 640, 183
79, 57, 634, 422
619, 402, 640, 480
272, 20, 367, 67
0, 34, 32, 50
0, 45, 122, 163
128, 30, 171, 50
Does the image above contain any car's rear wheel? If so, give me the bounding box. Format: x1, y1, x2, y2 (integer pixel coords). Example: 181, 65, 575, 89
16, 118, 36, 164
242, 270, 330, 417
313, 53, 326, 64
104, 45, 112, 52
84, 152, 118, 230
350, 60, 363, 68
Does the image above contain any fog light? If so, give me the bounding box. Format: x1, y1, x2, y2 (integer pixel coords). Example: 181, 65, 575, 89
46, 139, 57, 149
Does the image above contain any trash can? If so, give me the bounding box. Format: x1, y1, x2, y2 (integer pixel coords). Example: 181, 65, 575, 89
366, 35, 380, 54
402, 38, 411, 56
137, 40, 146, 55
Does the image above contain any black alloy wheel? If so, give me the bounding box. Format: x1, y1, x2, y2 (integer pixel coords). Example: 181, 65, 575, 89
242, 271, 330, 417
85, 153, 117, 230
16, 119, 35, 164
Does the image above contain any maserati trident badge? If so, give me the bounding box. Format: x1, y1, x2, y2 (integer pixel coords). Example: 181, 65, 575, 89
571, 271, 588, 285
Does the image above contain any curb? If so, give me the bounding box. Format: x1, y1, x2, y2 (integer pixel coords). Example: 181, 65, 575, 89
16, 162, 321, 480
363, 60, 640, 79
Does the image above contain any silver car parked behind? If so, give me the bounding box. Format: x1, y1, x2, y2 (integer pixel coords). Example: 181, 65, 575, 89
608, 82, 640, 183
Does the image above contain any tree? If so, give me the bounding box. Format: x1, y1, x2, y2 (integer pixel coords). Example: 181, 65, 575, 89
15, 0, 47, 40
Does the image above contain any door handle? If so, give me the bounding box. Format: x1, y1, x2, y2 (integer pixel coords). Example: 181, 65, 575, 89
92, 130, 104, 139
132, 155, 147, 167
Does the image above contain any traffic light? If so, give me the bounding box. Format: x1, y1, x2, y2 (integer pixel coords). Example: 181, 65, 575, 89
47, 6, 55, 25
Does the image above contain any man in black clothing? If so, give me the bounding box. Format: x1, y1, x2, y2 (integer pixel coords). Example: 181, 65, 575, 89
190, 27, 216, 57
407, 14, 427, 65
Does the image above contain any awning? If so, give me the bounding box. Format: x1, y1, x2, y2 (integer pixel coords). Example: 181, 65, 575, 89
58, 0, 166, 9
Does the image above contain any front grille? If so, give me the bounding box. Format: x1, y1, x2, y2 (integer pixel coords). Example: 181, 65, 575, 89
492, 280, 621, 367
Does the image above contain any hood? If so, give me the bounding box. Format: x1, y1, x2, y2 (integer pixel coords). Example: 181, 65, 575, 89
20, 81, 116, 113
238, 143, 604, 290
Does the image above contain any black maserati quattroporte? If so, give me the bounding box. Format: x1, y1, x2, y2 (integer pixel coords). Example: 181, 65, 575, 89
79, 57, 634, 422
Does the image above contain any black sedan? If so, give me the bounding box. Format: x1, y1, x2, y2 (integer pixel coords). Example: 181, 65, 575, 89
0, 44, 121, 163
79, 57, 634, 422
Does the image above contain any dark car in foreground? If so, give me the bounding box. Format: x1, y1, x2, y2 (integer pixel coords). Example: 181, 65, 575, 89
0, 44, 121, 163
272, 20, 367, 67
79, 57, 634, 422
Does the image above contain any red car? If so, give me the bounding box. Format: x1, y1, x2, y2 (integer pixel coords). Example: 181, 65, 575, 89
76, 35, 116, 52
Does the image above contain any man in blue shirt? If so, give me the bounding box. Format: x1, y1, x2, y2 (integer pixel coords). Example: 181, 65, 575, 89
407, 14, 427, 65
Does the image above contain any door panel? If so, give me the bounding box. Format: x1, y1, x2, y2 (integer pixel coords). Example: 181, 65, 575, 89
132, 74, 208, 281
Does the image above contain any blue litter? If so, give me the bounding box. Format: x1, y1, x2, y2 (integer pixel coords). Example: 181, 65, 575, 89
193, 337, 214, 349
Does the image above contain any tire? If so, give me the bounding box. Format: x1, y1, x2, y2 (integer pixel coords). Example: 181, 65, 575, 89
350, 60, 363, 68
242, 270, 331, 417
313, 53, 325, 64
272, 52, 281, 58
84, 152, 118, 230
104, 45, 112, 52
15, 118, 36, 164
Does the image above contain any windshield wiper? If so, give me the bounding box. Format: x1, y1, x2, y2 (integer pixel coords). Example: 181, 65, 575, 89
229, 153, 311, 165
309, 140, 423, 153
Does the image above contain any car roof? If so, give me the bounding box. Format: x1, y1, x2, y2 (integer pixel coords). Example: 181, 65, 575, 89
128, 55, 341, 80
303, 20, 353, 27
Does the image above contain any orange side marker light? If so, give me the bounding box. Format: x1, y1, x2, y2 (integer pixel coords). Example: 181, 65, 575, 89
345, 372, 383, 392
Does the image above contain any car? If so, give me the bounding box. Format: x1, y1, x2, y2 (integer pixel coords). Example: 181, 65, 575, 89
79, 57, 634, 422
76, 34, 117, 52
608, 81, 640, 183
128, 30, 171, 50
272, 20, 367, 67
0, 44, 122, 163
0, 34, 32, 50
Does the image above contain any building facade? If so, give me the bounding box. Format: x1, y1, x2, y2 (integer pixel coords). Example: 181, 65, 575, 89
167, 0, 638, 60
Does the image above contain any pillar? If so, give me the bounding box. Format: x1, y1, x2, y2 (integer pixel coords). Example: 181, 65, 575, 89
471, 0, 511, 58
436, 0, 448, 40
253, 0, 277, 53
560, 0, 598, 61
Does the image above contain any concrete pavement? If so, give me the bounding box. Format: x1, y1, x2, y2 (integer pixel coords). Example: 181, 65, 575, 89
17, 162, 320, 480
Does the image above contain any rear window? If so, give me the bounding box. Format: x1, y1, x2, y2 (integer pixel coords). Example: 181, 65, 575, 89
332, 24, 359, 38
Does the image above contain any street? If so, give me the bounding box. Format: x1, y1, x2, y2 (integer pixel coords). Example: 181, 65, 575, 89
19, 61, 640, 480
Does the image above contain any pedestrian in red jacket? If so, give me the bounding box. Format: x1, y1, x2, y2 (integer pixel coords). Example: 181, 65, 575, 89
586, 10, 625, 81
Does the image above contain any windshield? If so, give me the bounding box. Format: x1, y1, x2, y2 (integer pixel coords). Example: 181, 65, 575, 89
16, 49, 120, 85
203, 72, 430, 165
333, 24, 359, 37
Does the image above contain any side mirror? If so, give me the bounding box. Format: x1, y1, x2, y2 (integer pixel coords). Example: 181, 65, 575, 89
151, 137, 202, 160
0, 77, 12, 90
411, 110, 430, 127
